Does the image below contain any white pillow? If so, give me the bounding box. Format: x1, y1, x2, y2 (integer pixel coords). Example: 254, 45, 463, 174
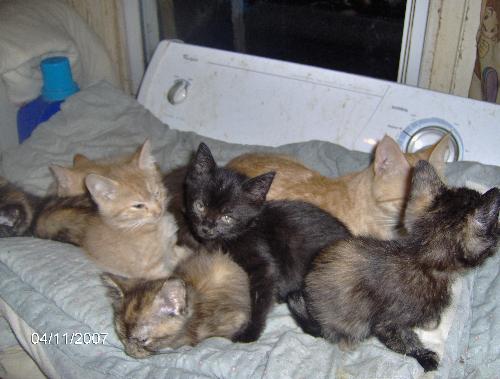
0, 0, 119, 105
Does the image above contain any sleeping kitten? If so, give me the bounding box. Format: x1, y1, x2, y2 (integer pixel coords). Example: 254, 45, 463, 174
288, 160, 500, 372
102, 249, 251, 357
228, 135, 450, 239
183, 143, 351, 342
0, 175, 96, 244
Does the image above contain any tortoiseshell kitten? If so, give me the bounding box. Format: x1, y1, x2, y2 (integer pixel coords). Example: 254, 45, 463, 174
0, 175, 95, 244
102, 249, 251, 357
288, 161, 500, 372
183, 143, 351, 342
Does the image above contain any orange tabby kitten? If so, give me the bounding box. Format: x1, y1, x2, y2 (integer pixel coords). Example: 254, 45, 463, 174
228, 135, 450, 239
82, 140, 190, 278
50, 153, 130, 196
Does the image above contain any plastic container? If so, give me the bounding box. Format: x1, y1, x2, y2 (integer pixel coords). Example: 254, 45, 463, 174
17, 56, 79, 143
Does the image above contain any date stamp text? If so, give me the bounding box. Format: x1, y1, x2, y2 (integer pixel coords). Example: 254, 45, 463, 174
31, 332, 108, 345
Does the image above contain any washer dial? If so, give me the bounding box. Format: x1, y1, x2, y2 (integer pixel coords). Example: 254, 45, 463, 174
398, 118, 463, 162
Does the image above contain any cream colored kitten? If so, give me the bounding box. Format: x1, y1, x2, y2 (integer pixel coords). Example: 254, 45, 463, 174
83, 140, 190, 279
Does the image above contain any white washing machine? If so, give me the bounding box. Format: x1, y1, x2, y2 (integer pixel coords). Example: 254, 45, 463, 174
138, 41, 500, 166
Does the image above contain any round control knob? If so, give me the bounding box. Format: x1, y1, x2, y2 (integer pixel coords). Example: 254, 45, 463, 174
167, 79, 190, 105
398, 118, 463, 162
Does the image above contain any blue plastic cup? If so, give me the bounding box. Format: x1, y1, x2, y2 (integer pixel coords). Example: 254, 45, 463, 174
40, 56, 79, 102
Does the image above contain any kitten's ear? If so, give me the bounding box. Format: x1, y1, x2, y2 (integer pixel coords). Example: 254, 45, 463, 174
428, 135, 451, 172
101, 273, 138, 310
405, 135, 450, 177
50, 165, 82, 196
414, 134, 451, 178
190, 143, 217, 177
154, 278, 187, 316
373, 135, 410, 177
473, 187, 500, 231
242, 171, 276, 203
133, 139, 156, 170
405, 161, 445, 229
85, 174, 119, 202
73, 154, 91, 167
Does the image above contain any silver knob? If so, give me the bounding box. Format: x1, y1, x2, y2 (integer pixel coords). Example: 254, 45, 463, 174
406, 126, 460, 162
167, 79, 189, 105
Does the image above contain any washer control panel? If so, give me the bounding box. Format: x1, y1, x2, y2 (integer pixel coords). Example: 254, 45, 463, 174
139, 41, 500, 166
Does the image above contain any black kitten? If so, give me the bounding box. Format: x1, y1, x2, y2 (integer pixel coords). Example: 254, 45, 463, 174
288, 160, 500, 372
184, 143, 351, 342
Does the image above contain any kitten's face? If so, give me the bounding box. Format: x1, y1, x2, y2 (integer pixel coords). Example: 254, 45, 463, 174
185, 143, 275, 241
0, 204, 27, 237
85, 141, 167, 229
0, 179, 33, 237
406, 161, 500, 267
102, 274, 190, 358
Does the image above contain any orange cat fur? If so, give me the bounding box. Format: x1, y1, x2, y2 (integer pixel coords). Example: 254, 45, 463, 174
50, 153, 130, 196
228, 135, 450, 239
81, 140, 190, 279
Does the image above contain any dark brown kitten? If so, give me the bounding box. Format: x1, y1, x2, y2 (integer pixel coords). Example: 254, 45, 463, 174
288, 161, 500, 372
102, 249, 251, 358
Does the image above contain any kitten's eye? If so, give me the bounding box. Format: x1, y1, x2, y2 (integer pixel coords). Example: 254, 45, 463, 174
221, 215, 233, 224
133, 203, 146, 209
194, 200, 205, 213
131, 336, 150, 345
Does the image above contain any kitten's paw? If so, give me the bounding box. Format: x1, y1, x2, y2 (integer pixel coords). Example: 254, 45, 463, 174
414, 349, 439, 372
232, 327, 261, 343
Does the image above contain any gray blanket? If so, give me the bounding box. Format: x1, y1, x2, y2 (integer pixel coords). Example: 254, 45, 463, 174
0, 82, 499, 379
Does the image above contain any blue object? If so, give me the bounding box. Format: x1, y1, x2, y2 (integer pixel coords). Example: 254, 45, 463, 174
40, 57, 79, 101
17, 56, 79, 143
